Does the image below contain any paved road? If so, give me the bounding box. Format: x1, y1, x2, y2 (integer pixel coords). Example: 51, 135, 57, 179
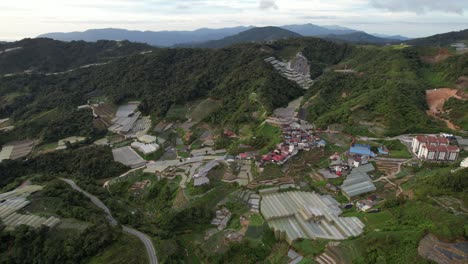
61, 178, 158, 264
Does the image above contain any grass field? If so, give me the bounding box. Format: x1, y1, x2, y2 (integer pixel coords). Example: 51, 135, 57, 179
257, 163, 284, 181
188, 98, 222, 122
88, 233, 147, 264
374, 139, 412, 159
249, 214, 264, 226
293, 239, 328, 258
166, 104, 189, 121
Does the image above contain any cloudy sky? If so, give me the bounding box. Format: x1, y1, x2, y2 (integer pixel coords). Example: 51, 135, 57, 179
1, 0, 467, 40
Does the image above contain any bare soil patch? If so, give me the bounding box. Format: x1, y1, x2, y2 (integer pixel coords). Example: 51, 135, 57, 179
426, 88, 463, 130
421, 48, 451, 64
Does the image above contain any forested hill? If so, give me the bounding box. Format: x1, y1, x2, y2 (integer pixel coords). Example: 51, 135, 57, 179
186, 27, 302, 48
304, 46, 467, 136
322, 32, 398, 44
0, 38, 154, 74
406, 29, 468, 46
0, 37, 350, 143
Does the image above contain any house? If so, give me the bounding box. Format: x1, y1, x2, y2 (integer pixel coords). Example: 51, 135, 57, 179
316, 139, 326, 148
239, 153, 249, 159
378, 146, 389, 155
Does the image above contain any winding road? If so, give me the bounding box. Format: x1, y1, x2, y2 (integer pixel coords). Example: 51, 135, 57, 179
61, 178, 158, 264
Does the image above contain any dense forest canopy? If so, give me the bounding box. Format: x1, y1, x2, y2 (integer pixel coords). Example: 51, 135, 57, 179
0, 38, 153, 75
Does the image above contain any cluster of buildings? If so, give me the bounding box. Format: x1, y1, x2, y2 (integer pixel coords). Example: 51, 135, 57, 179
108, 102, 151, 138
412, 135, 460, 161
0, 185, 60, 229
193, 158, 225, 186
210, 208, 232, 230
264, 52, 314, 90
260, 191, 365, 244
451, 42, 468, 54
261, 124, 320, 165
356, 195, 380, 212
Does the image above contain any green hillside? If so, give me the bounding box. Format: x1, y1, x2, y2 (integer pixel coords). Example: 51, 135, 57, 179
304, 46, 467, 136
0, 37, 350, 143
1, 36, 466, 143
322, 32, 397, 44
0, 38, 153, 74
406, 29, 468, 46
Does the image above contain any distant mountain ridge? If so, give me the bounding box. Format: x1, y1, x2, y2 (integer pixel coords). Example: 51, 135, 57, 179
406, 29, 468, 46
38, 26, 254, 47
371, 33, 410, 41
321, 32, 398, 44
38, 23, 387, 47
281, 23, 357, 36
184, 27, 301, 48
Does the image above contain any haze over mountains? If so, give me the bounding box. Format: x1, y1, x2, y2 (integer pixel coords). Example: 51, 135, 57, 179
38, 23, 410, 47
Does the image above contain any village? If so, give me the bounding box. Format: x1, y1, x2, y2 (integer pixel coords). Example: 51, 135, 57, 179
0, 53, 467, 264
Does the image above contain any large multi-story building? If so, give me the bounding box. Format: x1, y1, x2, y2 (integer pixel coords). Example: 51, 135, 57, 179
411, 135, 459, 161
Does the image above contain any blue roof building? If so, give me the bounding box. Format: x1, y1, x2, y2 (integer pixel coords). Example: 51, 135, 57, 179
316, 139, 327, 148
378, 146, 389, 155
349, 144, 375, 157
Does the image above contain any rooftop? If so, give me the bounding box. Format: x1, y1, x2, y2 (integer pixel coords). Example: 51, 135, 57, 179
261, 191, 364, 243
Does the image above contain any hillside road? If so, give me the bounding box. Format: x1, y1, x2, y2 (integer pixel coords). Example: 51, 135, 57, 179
61, 178, 158, 264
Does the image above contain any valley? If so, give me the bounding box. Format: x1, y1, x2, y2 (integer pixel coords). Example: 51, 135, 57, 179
0, 27, 467, 264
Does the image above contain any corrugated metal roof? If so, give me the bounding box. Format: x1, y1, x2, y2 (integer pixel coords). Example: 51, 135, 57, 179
261, 191, 364, 243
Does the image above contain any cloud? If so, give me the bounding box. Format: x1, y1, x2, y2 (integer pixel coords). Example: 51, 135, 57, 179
369, 0, 467, 14
259, 0, 278, 10
299, 15, 335, 20
176, 4, 191, 10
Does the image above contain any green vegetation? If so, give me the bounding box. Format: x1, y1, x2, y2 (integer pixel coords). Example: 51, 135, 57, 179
0, 38, 152, 74
0, 177, 128, 264
293, 238, 328, 258
0, 146, 127, 188
374, 139, 412, 159
88, 233, 147, 264
443, 97, 468, 130
305, 46, 458, 135
406, 29, 468, 46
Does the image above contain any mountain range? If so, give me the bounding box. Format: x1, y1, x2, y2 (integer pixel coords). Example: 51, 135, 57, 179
38, 23, 410, 47
179, 27, 302, 48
